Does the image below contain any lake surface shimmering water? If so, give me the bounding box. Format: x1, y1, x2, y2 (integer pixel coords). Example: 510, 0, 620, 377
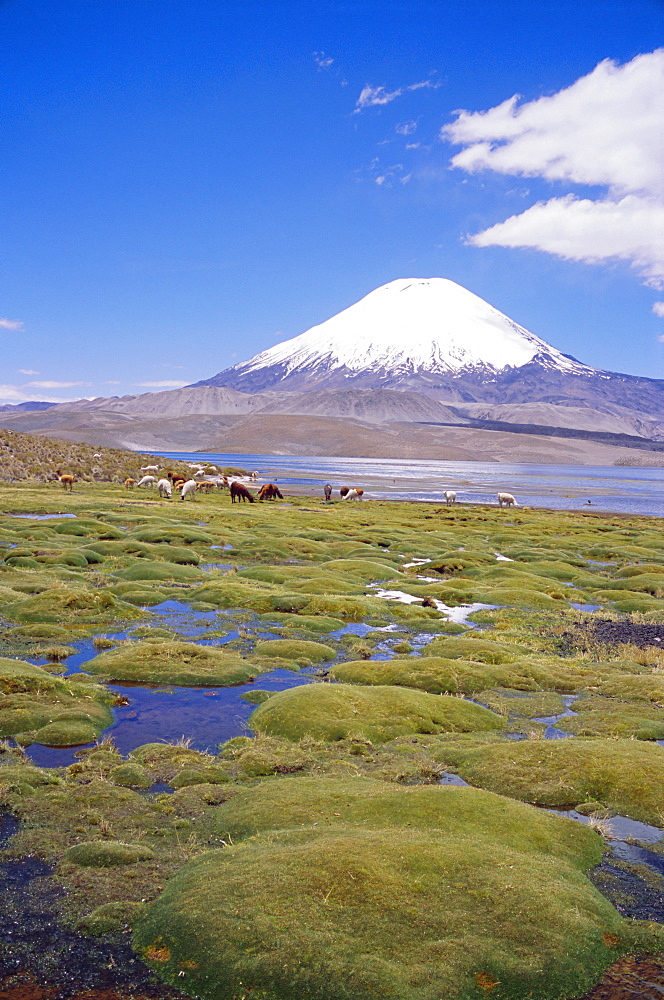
160, 452, 664, 518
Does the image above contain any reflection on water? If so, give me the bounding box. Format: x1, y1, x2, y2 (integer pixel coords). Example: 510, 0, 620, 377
160, 451, 664, 516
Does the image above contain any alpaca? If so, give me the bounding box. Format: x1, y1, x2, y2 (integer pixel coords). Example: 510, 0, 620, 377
230, 481, 255, 503
124, 478, 136, 489
136, 475, 157, 489
497, 492, 518, 507
196, 481, 215, 493
339, 486, 350, 498
157, 478, 172, 498
180, 480, 198, 501
342, 488, 364, 500
324, 483, 332, 501
140, 465, 160, 473
258, 483, 283, 501
443, 490, 457, 505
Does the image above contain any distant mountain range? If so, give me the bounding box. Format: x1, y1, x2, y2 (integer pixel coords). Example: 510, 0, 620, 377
3, 278, 664, 464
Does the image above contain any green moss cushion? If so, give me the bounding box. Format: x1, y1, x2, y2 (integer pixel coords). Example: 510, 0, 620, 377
133, 782, 660, 1000
65, 841, 155, 867
84, 640, 261, 687
249, 683, 506, 743
253, 639, 336, 662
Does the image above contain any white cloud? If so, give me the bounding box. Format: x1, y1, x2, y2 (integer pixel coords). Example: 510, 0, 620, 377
134, 380, 188, 388
0, 318, 23, 330
26, 380, 88, 389
469, 194, 664, 286
313, 51, 333, 70
0, 384, 84, 404
355, 78, 438, 112
442, 50, 664, 286
17, 368, 39, 375
396, 120, 417, 136
653, 302, 664, 318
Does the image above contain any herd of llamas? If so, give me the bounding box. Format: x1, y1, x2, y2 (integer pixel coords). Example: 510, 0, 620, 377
52, 463, 519, 506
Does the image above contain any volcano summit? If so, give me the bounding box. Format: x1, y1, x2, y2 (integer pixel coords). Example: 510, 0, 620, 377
192, 278, 593, 395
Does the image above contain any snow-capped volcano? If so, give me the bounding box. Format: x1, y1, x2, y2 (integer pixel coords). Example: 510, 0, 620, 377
194, 278, 593, 393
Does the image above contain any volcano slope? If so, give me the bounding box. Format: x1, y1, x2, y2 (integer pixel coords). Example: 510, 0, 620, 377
2, 480, 664, 998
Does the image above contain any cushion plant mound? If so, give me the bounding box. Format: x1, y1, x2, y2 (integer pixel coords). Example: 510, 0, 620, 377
133, 825, 660, 1000
119, 589, 170, 607
129, 742, 221, 782
110, 763, 152, 788
478, 587, 563, 610
253, 639, 336, 663
0, 657, 114, 746
425, 635, 530, 663
599, 674, 664, 704
331, 656, 559, 695
249, 683, 506, 743
4, 623, 70, 640
84, 640, 261, 687
6, 587, 142, 623
115, 561, 202, 582
32, 718, 101, 747
320, 558, 403, 579
212, 775, 600, 868
65, 840, 155, 867
258, 612, 345, 633
130, 526, 215, 545
170, 765, 230, 789
76, 900, 144, 936
437, 737, 664, 826
0, 763, 62, 789
556, 694, 664, 741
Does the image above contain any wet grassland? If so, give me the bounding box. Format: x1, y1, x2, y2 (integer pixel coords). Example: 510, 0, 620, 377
2, 483, 664, 998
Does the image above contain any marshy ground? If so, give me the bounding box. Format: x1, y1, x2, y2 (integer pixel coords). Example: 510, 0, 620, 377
2, 480, 664, 998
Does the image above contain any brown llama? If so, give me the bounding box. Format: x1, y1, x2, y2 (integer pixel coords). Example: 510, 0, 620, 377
258, 483, 283, 501
230, 481, 255, 503
124, 478, 136, 489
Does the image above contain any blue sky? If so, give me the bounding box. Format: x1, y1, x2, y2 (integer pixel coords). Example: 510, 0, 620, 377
1, 0, 663, 404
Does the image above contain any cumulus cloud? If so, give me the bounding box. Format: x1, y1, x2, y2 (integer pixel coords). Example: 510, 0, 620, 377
653, 302, 664, 318
355, 78, 438, 112
470, 194, 664, 285
0, 318, 23, 330
134, 380, 188, 388
442, 50, 664, 286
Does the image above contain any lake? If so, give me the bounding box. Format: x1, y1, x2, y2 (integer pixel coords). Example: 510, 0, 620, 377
159, 452, 664, 518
